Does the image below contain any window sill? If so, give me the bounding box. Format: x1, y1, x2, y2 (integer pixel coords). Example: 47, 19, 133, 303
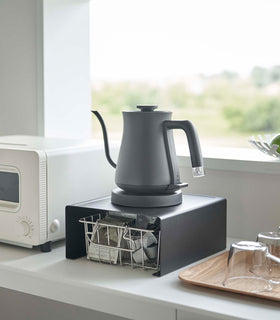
177, 146, 280, 175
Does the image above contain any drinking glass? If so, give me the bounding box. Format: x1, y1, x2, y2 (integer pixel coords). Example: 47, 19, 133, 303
255, 231, 280, 283
223, 241, 280, 293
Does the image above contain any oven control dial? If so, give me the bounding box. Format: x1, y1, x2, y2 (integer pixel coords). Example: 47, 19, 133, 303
16, 217, 34, 238
20, 221, 31, 236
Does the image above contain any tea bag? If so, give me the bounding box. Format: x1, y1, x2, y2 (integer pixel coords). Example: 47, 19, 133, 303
88, 215, 134, 264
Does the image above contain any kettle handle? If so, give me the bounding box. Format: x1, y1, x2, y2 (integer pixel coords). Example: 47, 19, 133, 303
163, 120, 204, 190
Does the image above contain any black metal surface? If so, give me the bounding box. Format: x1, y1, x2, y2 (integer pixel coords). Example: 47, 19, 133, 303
65, 206, 107, 259
158, 197, 226, 276
65, 194, 226, 276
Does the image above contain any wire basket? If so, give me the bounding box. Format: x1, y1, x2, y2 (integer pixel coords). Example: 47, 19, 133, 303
79, 214, 160, 271
248, 134, 280, 159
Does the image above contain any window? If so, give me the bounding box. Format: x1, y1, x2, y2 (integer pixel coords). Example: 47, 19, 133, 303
90, 0, 280, 148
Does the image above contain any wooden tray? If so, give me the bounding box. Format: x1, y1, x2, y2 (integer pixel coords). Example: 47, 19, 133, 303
179, 251, 280, 302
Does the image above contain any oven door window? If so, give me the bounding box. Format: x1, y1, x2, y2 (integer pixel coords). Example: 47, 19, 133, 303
0, 169, 20, 211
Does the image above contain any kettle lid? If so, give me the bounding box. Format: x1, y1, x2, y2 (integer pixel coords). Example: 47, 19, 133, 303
137, 105, 158, 112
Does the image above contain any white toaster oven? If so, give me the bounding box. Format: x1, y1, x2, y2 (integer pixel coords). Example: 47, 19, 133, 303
0, 135, 116, 251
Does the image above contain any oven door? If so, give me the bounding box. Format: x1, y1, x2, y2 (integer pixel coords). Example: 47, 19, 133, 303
0, 149, 47, 247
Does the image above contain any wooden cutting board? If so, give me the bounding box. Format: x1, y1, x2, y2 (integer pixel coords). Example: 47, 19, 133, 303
179, 251, 280, 302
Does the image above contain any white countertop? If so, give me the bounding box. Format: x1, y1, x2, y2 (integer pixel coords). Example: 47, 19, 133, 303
0, 239, 279, 320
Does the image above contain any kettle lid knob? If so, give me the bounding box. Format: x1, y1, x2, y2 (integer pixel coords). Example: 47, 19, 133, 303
137, 105, 158, 112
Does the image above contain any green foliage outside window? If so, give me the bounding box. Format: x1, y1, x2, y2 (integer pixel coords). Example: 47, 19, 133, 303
92, 66, 280, 147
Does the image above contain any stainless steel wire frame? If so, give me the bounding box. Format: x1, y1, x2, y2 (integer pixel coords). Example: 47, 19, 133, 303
79, 214, 160, 270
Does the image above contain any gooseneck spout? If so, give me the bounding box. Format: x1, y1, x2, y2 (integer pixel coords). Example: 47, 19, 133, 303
91, 110, 117, 168
163, 119, 205, 189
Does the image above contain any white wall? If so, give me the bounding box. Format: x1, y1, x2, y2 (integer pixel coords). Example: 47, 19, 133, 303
43, 0, 91, 138
0, 0, 91, 138
0, 0, 39, 135
180, 166, 280, 240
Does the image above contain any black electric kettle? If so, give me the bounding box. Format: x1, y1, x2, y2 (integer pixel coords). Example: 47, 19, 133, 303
92, 105, 204, 207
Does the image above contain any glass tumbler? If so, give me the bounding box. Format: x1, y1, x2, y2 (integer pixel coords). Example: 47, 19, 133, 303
223, 241, 280, 293
255, 231, 280, 283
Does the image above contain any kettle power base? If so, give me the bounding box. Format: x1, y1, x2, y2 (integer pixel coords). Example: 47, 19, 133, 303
111, 188, 182, 207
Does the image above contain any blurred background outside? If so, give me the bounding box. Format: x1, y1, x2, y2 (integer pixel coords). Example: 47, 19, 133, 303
90, 0, 280, 148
